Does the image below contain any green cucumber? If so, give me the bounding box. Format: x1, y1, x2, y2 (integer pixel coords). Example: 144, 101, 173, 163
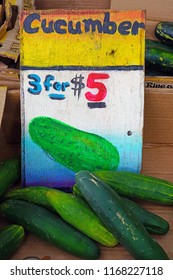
1, 199, 100, 260
146, 39, 173, 51
29, 116, 119, 172
46, 189, 118, 247
73, 184, 169, 235
73, 184, 83, 198
0, 156, 21, 198
0, 224, 24, 260
145, 68, 171, 76
5, 186, 117, 247
155, 22, 173, 47
76, 170, 169, 260
5, 186, 54, 211
93, 170, 173, 205
145, 47, 173, 75
122, 197, 169, 235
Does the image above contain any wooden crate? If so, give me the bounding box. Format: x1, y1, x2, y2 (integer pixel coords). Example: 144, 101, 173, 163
111, 0, 173, 21
35, 0, 111, 10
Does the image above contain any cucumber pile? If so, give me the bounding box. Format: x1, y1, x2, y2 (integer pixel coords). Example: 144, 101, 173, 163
145, 21, 173, 75
75, 171, 169, 260
0, 156, 24, 260
0, 156, 173, 259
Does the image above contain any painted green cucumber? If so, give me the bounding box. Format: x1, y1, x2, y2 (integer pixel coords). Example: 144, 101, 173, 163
29, 116, 119, 172
46, 189, 118, 247
1, 199, 100, 260
155, 22, 173, 47
145, 47, 173, 75
73, 184, 169, 235
76, 171, 169, 260
93, 170, 173, 205
0, 224, 24, 260
0, 156, 21, 197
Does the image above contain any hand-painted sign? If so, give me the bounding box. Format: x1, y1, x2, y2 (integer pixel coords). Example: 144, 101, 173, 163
20, 9, 145, 189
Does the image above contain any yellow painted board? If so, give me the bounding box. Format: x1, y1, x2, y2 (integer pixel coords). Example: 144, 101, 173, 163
20, 9, 145, 67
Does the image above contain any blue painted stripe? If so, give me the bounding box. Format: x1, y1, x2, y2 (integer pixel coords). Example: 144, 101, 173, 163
21, 65, 144, 71
48, 93, 65, 100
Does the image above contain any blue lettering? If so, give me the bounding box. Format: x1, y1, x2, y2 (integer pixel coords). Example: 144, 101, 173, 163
54, 20, 67, 34
28, 74, 42, 94
23, 13, 40, 34
62, 82, 70, 91
118, 21, 132, 35
44, 75, 55, 91
53, 82, 62, 91
23, 12, 145, 36
132, 21, 145, 35
68, 21, 82, 34
103, 12, 116, 34
83, 19, 103, 33
41, 19, 54, 33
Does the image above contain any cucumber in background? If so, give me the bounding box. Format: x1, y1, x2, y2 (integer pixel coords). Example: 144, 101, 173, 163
93, 170, 173, 205
155, 22, 173, 47
145, 47, 173, 75
146, 38, 173, 51
0, 156, 21, 198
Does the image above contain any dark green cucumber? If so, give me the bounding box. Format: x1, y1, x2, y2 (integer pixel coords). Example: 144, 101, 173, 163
73, 184, 83, 198
145, 68, 171, 76
5, 186, 54, 211
122, 198, 169, 235
155, 22, 173, 47
73, 184, 169, 235
145, 47, 173, 75
146, 39, 173, 51
1, 199, 100, 260
29, 116, 119, 172
93, 170, 173, 205
46, 189, 118, 247
5, 186, 117, 246
76, 171, 169, 260
0, 224, 24, 260
0, 156, 21, 197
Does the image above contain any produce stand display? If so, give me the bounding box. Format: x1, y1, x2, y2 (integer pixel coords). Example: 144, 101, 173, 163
0, 0, 173, 260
